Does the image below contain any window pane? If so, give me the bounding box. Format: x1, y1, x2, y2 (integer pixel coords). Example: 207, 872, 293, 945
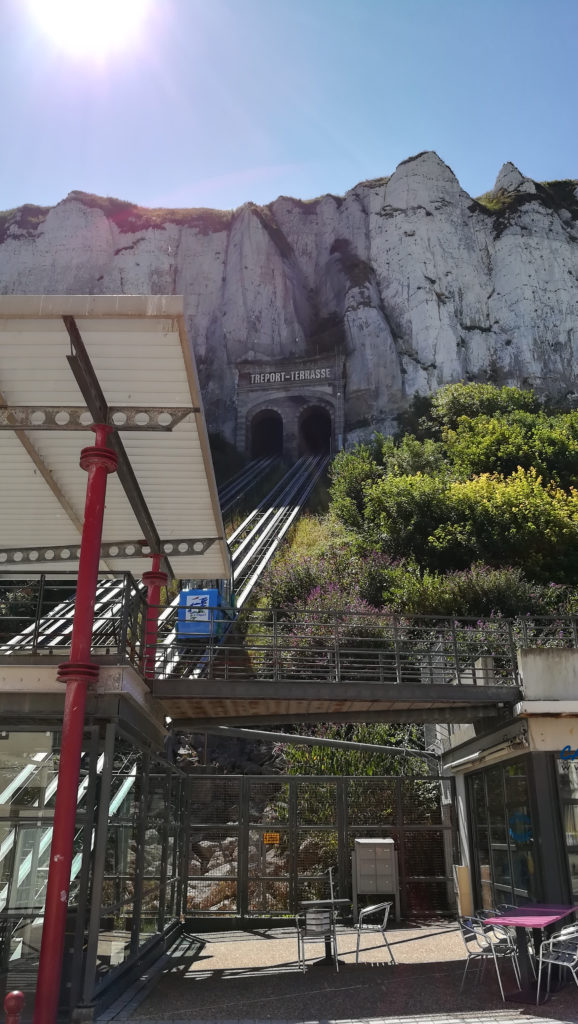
557, 760, 578, 801
475, 826, 490, 895
568, 853, 578, 898
471, 775, 487, 824
563, 805, 578, 847
511, 848, 538, 898
505, 776, 529, 806
491, 847, 511, 888
487, 767, 506, 843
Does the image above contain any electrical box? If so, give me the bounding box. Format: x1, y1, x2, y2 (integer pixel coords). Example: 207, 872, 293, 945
352, 837, 400, 922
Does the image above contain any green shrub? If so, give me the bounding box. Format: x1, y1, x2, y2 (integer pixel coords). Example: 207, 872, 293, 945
365, 467, 578, 581
281, 723, 429, 777
430, 382, 539, 431
381, 562, 572, 617
443, 410, 578, 487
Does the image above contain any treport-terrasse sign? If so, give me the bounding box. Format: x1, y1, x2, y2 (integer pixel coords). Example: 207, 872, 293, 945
248, 367, 332, 385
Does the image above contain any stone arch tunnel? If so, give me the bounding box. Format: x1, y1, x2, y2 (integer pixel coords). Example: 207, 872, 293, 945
250, 408, 284, 457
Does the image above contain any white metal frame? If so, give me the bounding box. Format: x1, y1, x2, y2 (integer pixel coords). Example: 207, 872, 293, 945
295, 907, 339, 972
458, 916, 521, 1002
536, 923, 578, 1004
355, 901, 396, 964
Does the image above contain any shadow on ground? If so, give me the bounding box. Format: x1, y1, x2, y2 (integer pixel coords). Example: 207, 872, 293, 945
123, 928, 578, 1023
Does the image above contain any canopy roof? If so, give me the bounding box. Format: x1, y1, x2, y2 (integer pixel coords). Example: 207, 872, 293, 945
0, 295, 230, 580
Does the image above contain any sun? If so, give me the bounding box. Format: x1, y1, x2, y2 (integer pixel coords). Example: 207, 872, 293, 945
26, 0, 153, 60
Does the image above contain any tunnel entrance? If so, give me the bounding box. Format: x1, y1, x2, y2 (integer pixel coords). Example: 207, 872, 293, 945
250, 409, 284, 457
299, 406, 332, 455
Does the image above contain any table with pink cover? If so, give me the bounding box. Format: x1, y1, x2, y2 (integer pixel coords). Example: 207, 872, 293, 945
484, 904, 578, 1001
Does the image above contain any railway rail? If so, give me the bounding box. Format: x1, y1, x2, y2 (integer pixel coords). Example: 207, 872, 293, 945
155, 454, 328, 677
218, 456, 278, 515
0, 455, 329, 668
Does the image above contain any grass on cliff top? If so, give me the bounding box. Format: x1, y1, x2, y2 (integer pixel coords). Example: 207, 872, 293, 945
475, 179, 578, 217
0, 192, 233, 242
0, 203, 52, 243
474, 189, 516, 213
68, 191, 233, 234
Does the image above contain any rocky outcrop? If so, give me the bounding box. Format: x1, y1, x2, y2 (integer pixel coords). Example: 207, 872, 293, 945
1, 152, 577, 441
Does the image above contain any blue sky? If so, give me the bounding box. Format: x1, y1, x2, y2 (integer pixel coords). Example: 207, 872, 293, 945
2, 0, 577, 213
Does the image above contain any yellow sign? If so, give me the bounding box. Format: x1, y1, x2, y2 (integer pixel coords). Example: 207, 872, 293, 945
263, 832, 280, 845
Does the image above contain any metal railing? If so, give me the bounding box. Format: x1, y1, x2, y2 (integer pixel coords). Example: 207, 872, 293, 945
2, 579, 578, 690
154, 609, 578, 687
0, 573, 148, 673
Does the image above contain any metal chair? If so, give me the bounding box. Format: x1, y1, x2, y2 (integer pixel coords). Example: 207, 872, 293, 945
296, 906, 339, 972
476, 908, 520, 949
458, 916, 521, 1001
478, 905, 536, 977
536, 923, 578, 1004
355, 901, 396, 965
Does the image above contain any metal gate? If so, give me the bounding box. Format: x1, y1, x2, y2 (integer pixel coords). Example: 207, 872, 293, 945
184, 774, 457, 919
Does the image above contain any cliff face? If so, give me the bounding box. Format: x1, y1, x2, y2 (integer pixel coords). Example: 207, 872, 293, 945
1, 151, 577, 442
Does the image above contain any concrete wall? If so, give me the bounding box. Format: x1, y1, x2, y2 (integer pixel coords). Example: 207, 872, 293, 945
519, 647, 578, 699
527, 716, 578, 752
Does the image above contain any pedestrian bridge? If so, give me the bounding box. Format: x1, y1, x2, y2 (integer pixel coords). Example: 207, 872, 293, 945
2, 572, 572, 727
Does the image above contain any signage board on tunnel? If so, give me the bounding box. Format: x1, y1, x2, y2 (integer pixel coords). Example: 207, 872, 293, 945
240, 366, 333, 387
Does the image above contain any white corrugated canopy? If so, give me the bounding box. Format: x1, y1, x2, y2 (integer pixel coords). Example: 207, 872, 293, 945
0, 295, 230, 580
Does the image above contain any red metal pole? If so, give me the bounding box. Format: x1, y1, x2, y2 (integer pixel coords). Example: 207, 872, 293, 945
142, 554, 168, 681
4, 992, 24, 1024
33, 425, 117, 1024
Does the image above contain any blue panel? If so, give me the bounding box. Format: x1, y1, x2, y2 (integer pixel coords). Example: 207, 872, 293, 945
177, 588, 221, 637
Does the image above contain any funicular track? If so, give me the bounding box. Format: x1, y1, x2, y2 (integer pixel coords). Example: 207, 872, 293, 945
228, 454, 328, 608
0, 456, 328, 672
218, 457, 279, 516
155, 454, 329, 679
0, 577, 136, 656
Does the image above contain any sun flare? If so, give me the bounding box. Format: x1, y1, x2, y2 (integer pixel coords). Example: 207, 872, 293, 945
27, 0, 153, 59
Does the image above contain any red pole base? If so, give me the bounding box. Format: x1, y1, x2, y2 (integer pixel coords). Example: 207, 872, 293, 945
4, 992, 24, 1024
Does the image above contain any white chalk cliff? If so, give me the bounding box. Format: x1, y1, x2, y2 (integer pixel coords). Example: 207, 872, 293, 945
1, 151, 577, 441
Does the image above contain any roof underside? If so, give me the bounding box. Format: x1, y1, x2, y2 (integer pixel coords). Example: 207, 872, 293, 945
0, 295, 229, 579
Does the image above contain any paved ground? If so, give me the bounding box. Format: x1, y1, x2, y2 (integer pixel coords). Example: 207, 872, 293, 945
114, 925, 578, 1024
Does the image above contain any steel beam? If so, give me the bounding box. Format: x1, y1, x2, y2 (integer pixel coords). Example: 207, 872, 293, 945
70, 726, 100, 1012
63, 315, 173, 577
0, 536, 218, 567
153, 678, 520, 705
171, 707, 511, 727
81, 723, 116, 1008
0, 405, 197, 430
202, 724, 440, 762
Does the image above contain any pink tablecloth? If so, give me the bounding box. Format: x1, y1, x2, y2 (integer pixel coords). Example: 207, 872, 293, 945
484, 904, 578, 929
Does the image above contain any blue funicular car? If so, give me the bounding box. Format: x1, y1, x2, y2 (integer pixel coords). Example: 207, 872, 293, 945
177, 578, 236, 640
